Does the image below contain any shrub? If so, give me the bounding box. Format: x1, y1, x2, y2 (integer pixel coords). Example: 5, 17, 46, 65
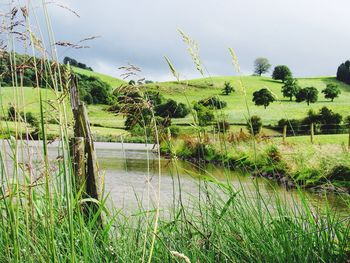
155, 100, 189, 118
318, 107, 343, 134
198, 96, 227, 109
7, 105, 17, 121
277, 118, 302, 135
222, 82, 235, 95
83, 93, 93, 104
194, 104, 215, 126
247, 115, 262, 135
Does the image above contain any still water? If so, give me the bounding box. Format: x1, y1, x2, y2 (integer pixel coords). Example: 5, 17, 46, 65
1, 140, 349, 214
94, 143, 349, 214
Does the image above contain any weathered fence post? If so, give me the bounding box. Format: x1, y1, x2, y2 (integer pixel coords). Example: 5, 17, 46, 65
69, 73, 102, 213
310, 123, 314, 144
70, 137, 86, 193
283, 125, 287, 144
348, 125, 350, 150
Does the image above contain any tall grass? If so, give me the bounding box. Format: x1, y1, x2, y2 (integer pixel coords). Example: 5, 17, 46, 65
0, 1, 349, 262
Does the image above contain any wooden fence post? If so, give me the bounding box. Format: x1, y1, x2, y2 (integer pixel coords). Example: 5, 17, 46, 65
310, 123, 314, 144
283, 125, 287, 144
69, 73, 102, 214
348, 125, 350, 150
70, 137, 86, 193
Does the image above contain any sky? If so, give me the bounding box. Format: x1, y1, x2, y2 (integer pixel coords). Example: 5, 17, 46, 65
47, 0, 350, 81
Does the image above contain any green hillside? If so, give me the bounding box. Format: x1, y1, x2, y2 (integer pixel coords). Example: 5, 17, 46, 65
145, 76, 350, 125
1, 71, 349, 141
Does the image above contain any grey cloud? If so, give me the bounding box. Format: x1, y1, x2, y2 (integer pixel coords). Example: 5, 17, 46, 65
48, 0, 350, 80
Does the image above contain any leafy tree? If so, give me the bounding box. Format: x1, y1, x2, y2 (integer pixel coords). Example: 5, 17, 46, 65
222, 82, 235, 95
198, 96, 227, 109
281, 77, 300, 101
252, 88, 275, 109
322, 84, 341, 102
296, 87, 318, 105
336, 60, 350, 84
254, 57, 271, 76
247, 115, 262, 135
272, 65, 292, 82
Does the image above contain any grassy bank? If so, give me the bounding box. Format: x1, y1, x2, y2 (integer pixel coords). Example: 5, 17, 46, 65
161, 133, 350, 192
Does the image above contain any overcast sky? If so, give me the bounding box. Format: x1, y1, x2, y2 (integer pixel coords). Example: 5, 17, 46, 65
48, 0, 350, 81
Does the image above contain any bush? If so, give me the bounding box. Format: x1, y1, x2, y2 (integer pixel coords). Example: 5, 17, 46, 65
247, 115, 262, 135
277, 118, 302, 135
155, 100, 189, 118
194, 104, 215, 126
318, 107, 343, 134
7, 105, 17, 121
198, 96, 227, 109
83, 93, 93, 105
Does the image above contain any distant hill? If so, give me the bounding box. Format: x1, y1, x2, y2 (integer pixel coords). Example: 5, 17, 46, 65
72, 67, 125, 89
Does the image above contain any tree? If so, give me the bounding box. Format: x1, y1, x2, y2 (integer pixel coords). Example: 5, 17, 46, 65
254, 57, 271, 76
247, 115, 262, 135
222, 82, 235, 95
296, 87, 318, 105
281, 77, 300, 101
336, 60, 350, 84
252, 88, 275, 109
322, 84, 341, 102
272, 65, 292, 82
